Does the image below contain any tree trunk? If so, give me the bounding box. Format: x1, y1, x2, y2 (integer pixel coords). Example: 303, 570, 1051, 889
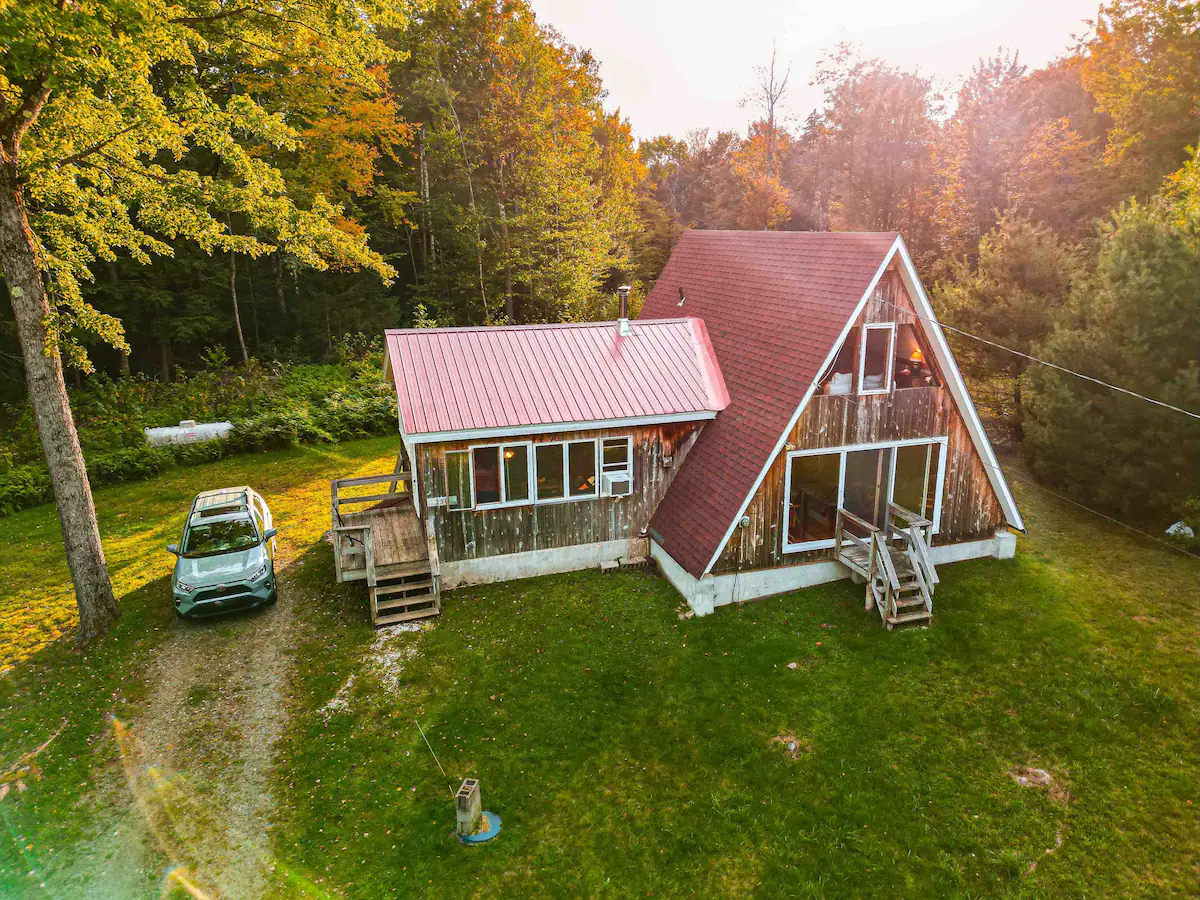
0, 162, 119, 644
273, 250, 288, 316
159, 337, 171, 382
499, 158, 513, 322
108, 261, 131, 376
229, 243, 249, 364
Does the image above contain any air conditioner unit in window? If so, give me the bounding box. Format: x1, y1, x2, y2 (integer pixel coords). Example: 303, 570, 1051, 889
602, 472, 632, 497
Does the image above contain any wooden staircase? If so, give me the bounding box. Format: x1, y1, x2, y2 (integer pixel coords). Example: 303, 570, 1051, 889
331, 470, 442, 628
835, 503, 939, 630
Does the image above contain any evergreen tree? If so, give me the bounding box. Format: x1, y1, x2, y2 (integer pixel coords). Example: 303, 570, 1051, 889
1023, 157, 1200, 520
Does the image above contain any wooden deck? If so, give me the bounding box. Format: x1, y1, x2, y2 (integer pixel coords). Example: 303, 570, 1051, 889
331, 470, 441, 626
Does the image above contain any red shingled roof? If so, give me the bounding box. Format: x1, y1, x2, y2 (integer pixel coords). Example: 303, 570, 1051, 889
385, 318, 728, 438
639, 230, 899, 578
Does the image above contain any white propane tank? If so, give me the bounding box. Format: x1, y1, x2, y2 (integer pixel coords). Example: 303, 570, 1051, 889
143, 419, 233, 446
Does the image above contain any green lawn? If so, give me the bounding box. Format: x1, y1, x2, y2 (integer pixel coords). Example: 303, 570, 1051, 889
0, 436, 401, 895
0, 439, 1196, 897
267, 469, 1199, 897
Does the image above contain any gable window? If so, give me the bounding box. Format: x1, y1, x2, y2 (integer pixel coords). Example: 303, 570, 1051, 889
893, 323, 938, 388
445, 449, 472, 510
535, 443, 566, 501
567, 440, 598, 498
819, 327, 859, 396
601, 437, 633, 496
859, 323, 895, 394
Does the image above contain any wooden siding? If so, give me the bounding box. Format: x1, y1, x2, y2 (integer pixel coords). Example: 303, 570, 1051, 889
417, 422, 703, 565
712, 268, 1005, 574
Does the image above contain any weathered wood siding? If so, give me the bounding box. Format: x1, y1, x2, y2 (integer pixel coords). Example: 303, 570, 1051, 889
712, 267, 1005, 574
417, 422, 703, 565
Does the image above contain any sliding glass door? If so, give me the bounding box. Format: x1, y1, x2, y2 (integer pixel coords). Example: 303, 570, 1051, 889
783, 439, 946, 553
842, 448, 889, 536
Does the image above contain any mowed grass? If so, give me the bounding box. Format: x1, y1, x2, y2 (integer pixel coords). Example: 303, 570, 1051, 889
0, 437, 401, 893
268, 477, 1199, 898
0, 439, 1196, 897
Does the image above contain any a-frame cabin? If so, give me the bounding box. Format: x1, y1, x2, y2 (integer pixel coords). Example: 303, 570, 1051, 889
639, 231, 1023, 626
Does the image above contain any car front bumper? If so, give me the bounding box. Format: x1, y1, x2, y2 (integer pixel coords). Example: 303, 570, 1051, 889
174, 573, 276, 618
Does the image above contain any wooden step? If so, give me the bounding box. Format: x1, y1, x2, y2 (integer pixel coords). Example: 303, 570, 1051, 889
374, 559, 431, 580
376, 592, 439, 614
372, 578, 434, 597
887, 610, 932, 626
374, 606, 439, 626
895, 596, 927, 609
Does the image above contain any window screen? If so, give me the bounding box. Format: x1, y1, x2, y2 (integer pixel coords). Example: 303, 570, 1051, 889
472, 446, 501, 505
567, 440, 597, 498
535, 443, 565, 501
446, 450, 472, 510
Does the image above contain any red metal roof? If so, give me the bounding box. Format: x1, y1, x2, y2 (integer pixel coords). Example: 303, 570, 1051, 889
385, 318, 729, 438
639, 230, 899, 578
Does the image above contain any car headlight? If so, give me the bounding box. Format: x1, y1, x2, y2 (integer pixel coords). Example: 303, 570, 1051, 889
248, 563, 269, 582
176, 581, 196, 594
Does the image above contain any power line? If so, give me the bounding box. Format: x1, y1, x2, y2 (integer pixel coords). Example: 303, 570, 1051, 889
832, 392, 1199, 561
879, 298, 1200, 421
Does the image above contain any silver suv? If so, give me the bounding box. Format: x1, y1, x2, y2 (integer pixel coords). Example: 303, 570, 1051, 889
167, 486, 278, 618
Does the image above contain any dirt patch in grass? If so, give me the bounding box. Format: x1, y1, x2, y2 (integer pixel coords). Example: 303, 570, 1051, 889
770, 734, 812, 760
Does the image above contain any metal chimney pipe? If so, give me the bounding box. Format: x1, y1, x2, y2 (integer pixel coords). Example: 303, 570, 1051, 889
617, 285, 632, 336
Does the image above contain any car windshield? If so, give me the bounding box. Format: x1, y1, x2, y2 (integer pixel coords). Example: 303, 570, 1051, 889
182, 516, 260, 557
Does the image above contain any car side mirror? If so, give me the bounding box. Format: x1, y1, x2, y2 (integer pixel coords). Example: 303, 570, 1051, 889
262, 528, 277, 541
166, 543, 179, 555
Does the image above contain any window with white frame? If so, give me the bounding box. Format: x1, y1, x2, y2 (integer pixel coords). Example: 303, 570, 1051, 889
600, 436, 633, 496
782, 438, 946, 552
450, 436, 629, 509
566, 440, 598, 498
534, 443, 566, 501
469, 442, 532, 508
859, 323, 895, 395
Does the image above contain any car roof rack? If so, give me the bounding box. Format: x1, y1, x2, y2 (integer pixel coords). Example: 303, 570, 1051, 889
192, 486, 252, 519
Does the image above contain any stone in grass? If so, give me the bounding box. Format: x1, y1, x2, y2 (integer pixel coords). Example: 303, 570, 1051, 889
1010, 765, 1071, 804
770, 734, 812, 760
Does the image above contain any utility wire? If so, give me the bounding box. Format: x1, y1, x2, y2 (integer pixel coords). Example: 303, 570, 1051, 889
879, 298, 1200, 421
831, 390, 1200, 561
415, 719, 456, 799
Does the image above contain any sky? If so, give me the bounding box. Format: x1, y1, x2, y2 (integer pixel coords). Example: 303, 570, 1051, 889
527, 0, 1103, 139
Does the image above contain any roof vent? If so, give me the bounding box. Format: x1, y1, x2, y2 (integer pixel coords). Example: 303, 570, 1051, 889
677, 287, 685, 307
617, 285, 632, 336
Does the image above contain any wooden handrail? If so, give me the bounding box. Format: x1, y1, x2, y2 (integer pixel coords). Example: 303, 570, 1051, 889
333, 472, 412, 489
837, 508, 880, 533
909, 525, 939, 587
334, 490, 412, 508
888, 502, 932, 528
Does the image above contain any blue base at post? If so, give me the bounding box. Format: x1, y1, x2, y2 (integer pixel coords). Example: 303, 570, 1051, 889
457, 810, 501, 844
